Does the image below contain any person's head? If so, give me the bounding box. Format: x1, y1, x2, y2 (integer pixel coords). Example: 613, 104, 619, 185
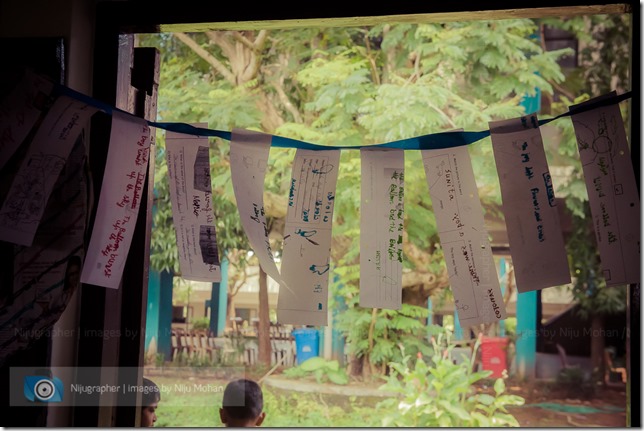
141, 377, 161, 427
219, 379, 265, 427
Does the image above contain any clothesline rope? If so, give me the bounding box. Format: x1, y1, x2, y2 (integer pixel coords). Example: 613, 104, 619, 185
56, 83, 632, 150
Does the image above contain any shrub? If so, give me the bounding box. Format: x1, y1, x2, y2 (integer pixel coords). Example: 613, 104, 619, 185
283, 357, 349, 385
376, 332, 525, 427
192, 317, 210, 331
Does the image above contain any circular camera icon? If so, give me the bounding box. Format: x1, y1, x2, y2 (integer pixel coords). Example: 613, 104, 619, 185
34, 379, 56, 401
24, 375, 64, 403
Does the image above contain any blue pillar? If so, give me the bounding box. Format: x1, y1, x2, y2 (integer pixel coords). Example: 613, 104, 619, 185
520, 31, 542, 116
499, 258, 506, 337
515, 290, 537, 379
210, 257, 228, 336
453, 309, 464, 340
157, 270, 174, 361
331, 276, 347, 364
519, 86, 541, 115
513, 31, 540, 380
145, 271, 161, 352
427, 296, 433, 326
331, 325, 345, 365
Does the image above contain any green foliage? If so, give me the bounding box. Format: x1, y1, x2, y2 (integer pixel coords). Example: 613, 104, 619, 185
139, 18, 630, 377
334, 301, 436, 371
503, 317, 517, 338
192, 317, 210, 331
262, 389, 381, 428
377, 332, 524, 427
139, 18, 570, 279
534, 15, 631, 318
283, 357, 350, 385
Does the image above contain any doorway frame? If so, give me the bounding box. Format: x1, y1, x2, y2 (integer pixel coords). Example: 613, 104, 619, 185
78, 1, 639, 426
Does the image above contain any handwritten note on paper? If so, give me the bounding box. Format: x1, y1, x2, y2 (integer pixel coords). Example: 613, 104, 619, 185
571, 94, 640, 285
0, 70, 54, 170
489, 116, 570, 292
278, 149, 341, 326
422, 145, 506, 327
0, 96, 97, 247
165, 126, 221, 282
359, 149, 405, 310
229, 129, 284, 286
81, 111, 150, 289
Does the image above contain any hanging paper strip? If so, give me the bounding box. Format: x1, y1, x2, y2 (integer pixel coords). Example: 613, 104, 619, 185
422, 144, 506, 326
360, 149, 405, 310
571, 93, 641, 286
229, 128, 284, 286
0, 70, 54, 171
0, 95, 97, 247
0, 136, 89, 366
490, 115, 571, 292
81, 112, 151, 288
165, 124, 221, 282
278, 149, 340, 325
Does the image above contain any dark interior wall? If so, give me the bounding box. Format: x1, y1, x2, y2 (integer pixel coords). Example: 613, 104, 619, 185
0, 1, 96, 426
0, 37, 67, 427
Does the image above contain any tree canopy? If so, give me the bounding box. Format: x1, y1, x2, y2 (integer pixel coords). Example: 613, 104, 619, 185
139, 14, 631, 371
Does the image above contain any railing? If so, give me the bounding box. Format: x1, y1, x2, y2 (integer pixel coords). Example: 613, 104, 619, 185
170, 324, 296, 366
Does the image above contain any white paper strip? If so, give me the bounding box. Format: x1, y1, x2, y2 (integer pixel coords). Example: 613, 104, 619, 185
166, 125, 221, 282
422, 145, 506, 326
571, 94, 640, 285
0, 137, 88, 365
360, 149, 405, 309
81, 112, 151, 288
229, 128, 284, 286
489, 115, 571, 292
0, 96, 97, 246
278, 149, 340, 325
0, 70, 54, 170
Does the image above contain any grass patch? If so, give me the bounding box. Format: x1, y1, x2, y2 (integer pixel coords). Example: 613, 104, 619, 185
149, 373, 385, 427
150, 375, 225, 427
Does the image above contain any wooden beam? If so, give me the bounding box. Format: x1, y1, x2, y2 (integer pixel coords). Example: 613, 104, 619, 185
161, 5, 632, 32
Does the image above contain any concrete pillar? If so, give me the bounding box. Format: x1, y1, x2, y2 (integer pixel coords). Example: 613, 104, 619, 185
157, 270, 173, 360
331, 277, 347, 364
144, 270, 160, 354
515, 290, 537, 379
454, 309, 464, 340
209, 257, 228, 336
499, 258, 506, 337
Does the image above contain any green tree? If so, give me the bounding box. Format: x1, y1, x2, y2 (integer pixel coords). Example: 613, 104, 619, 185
535, 14, 630, 376
139, 17, 572, 375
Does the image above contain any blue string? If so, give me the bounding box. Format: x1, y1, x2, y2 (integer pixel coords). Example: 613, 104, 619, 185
54, 83, 632, 151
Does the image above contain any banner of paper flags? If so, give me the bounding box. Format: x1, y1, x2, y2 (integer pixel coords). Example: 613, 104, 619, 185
0, 70, 639, 327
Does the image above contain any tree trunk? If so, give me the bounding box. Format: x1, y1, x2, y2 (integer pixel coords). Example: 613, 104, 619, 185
258, 267, 272, 366
349, 354, 363, 378
590, 314, 605, 379
226, 293, 235, 331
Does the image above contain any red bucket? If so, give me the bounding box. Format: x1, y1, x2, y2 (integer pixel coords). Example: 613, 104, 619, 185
480, 337, 508, 378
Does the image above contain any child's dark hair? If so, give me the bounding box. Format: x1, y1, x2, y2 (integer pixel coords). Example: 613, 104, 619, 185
222, 379, 263, 420
142, 377, 161, 407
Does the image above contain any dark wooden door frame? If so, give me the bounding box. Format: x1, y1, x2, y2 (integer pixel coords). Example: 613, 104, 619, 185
78, 1, 639, 427
74, 30, 160, 429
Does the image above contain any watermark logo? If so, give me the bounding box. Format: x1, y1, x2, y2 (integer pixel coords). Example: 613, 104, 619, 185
23, 376, 64, 403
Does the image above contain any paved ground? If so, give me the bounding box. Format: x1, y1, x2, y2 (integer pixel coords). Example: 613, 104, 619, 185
263, 375, 395, 397
505, 380, 628, 427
